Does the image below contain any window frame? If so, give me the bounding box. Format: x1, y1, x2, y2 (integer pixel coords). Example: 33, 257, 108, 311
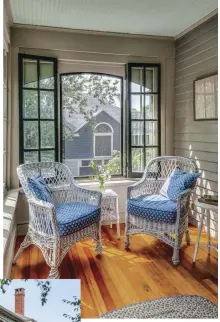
3, 49, 8, 193
18, 54, 59, 164
127, 63, 161, 178
60, 72, 124, 178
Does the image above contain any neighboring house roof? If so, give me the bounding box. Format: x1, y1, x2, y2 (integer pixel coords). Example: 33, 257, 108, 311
0, 305, 37, 322
63, 97, 120, 133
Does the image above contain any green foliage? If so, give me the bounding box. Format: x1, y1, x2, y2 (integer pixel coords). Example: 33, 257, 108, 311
0, 279, 12, 294
25, 74, 120, 154
89, 161, 111, 191
35, 280, 51, 306
0, 279, 51, 306
62, 74, 120, 133
63, 297, 80, 322
105, 150, 121, 174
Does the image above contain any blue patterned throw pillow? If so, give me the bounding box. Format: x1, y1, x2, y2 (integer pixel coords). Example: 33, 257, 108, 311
28, 175, 53, 203
160, 167, 200, 201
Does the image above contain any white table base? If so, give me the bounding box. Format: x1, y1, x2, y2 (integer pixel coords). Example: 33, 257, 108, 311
101, 189, 120, 239
193, 201, 218, 263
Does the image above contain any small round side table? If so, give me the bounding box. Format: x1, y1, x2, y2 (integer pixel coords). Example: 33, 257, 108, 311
101, 189, 120, 239
193, 200, 218, 263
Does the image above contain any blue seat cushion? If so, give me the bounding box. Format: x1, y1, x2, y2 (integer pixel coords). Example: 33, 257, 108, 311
55, 202, 101, 236
28, 175, 53, 203
127, 194, 178, 223
160, 167, 200, 201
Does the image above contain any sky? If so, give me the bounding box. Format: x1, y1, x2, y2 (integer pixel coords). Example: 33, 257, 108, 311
0, 279, 80, 322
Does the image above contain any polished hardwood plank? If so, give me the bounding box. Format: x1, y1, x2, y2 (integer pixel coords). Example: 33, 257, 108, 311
11, 224, 218, 318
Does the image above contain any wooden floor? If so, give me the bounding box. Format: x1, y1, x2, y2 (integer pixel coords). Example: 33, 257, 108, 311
11, 224, 218, 318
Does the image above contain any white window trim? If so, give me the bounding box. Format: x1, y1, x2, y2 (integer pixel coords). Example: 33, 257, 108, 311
93, 122, 114, 158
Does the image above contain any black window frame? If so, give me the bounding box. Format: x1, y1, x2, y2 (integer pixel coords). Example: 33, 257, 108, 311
18, 54, 59, 164
60, 72, 124, 178
127, 63, 161, 178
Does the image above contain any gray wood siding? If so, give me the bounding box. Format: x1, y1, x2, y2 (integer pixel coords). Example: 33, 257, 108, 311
174, 15, 218, 238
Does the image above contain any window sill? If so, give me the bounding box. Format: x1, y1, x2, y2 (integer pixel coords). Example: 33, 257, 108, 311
76, 177, 138, 187
18, 177, 140, 194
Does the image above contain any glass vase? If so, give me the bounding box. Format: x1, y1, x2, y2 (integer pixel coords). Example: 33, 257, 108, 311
99, 182, 105, 192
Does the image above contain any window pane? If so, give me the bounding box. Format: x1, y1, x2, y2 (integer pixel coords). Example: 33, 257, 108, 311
145, 67, 158, 92
23, 90, 38, 118
40, 121, 55, 148
23, 59, 38, 88
24, 151, 39, 163
95, 136, 112, 156
94, 160, 102, 165
62, 73, 122, 177
132, 148, 144, 172
79, 167, 93, 176
145, 95, 158, 119
145, 148, 158, 165
95, 123, 112, 133
41, 150, 55, 161
145, 121, 158, 146
82, 160, 90, 166
131, 121, 144, 146
40, 61, 54, 89
131, 67, 143, 92
24, 121, 39, 149
131, 95, 144, 119
40, 91, 54, 119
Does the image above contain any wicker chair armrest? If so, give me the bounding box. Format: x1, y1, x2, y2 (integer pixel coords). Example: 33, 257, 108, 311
73, 185, 102, 207
28, 197, 55, 210
52, 185, 102, 207
177, 188, 192, 205
127, 178, 158, 199
28, 197, 59, 237
176, 188, 192, 222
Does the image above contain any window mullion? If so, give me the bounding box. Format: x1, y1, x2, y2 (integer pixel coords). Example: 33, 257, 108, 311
127, 63, 160, 177
37, 59, 41, 161
19, 54, 58, 164
143, 67, 146, 169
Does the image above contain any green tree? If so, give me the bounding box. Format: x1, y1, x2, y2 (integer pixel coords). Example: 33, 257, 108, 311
0, 279, 51, 306
63, 297, 80, 322
25, 74, 120, 153
62, 74, 120, 121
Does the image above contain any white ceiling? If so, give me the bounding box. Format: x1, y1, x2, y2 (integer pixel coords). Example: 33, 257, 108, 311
10, 0, 218, 37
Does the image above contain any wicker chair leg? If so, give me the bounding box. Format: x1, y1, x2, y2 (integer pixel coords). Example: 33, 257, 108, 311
96, 241, 103, 255
185, 230, 190, 245
46, 244, 60, 279
12, 233, 32, 264
125, 212, 130, 249
172, 247, 180, 265
125, 234, 130, 249
48, 267, 60, 279
95, 222, 103, 255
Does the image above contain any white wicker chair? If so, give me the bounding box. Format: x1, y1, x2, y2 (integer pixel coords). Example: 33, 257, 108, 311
13, 162, 103, 279
125, 156, 198, 265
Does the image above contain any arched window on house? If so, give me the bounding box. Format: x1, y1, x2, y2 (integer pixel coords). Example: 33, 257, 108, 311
94, 123, 113, 157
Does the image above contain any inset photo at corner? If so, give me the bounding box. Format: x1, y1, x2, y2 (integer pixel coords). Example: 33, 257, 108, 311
0, 279, 80, 322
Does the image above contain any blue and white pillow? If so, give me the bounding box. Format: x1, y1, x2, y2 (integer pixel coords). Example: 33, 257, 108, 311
28, 175, 53, 203
160, 167, 200, 201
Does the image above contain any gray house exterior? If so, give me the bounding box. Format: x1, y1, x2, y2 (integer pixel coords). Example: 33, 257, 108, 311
63, 101, 121, 176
